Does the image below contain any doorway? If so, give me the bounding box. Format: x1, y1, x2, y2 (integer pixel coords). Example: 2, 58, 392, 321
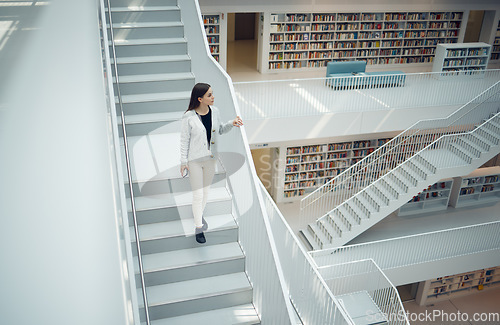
235, 13, 256, 40
227, 12, 260, 77
464, 10, 485, 43
397, 283, 419, 302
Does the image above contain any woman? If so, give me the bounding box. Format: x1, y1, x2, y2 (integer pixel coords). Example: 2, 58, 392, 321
180, 83, 243, 244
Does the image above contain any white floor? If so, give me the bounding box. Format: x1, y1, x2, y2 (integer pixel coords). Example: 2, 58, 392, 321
403, 287, 500, 325
229, 40, 500, 122
226, 39, 500, 324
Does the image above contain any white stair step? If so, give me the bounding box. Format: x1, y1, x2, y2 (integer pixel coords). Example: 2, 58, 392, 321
456, 136, 482, 156
115, 72, 193, 83
323, 214, 344, 238
112, 37, 186, 46
124, 111, 183, 125
150, 304, 260, 325
400, 163, 424, 182
112, 21, 183, 29
110, 6, 179, 12
141, 272, 251, 308
450, 141, 480, 159
138, 242, 243, 274
330, 210, 352, 232
490, 118, 500, 130
308, 222, 330, 249
373, 181, 397, 200
386, 173, 409, 193
410, 156, 434, 175
122, 133, 182, 183
367, 185, 390, 207
348, 198, 370, 219
131, 187, 231, 212
111, 54, 190, 65
132, 214, 237, 242
121, 133, 225, 185
299, 228, 321, 251
473, 129, 498, 146
337, 204, 362, 225
485, 121, 500, 134
460, 134, 489, 152
358, 190, 382, 211
378, 178, 401, 199
393, 166, 418, 187
119, 90, 191, 104
419, 148, 466, 168
478, 126, 500, 143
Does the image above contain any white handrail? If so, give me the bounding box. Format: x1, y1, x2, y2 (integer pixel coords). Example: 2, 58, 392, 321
300, 80, 500, 223
311, 221, 500, 269
97, 1, 144, 323
259, 181, 354, 325
233, 70, 500, 120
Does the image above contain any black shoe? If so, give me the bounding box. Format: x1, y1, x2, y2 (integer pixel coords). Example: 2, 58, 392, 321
202, 217, 208, 231
195, 228, 206, 244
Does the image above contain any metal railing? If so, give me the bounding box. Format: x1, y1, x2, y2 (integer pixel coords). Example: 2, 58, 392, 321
300, 80, 500, 222
99, 1, 150, 324
311, 221, 500, 270
259, 181, 354, 325
317, 259, 410, 325
233, 70, 500, 120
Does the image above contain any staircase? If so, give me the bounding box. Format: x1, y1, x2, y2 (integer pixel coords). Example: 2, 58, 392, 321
105, 0, 260, 323
301, 85, 500, 251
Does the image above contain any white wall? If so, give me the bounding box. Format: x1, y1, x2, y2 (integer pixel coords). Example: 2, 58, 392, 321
385, 250, 500, 287
0, 1, 132, 324
245, 105, 460, 148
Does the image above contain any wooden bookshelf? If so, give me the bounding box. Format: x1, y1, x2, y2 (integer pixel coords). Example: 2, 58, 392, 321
282, 137, 392, 200
431, 42, 491, 75
417, 266, 500, 305
397, 179, 454, 216
449, 166, 500, 208
267, 10, 464, 72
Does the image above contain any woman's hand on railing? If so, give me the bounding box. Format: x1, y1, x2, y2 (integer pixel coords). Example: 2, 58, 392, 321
233, 116, 244, 127
180, 165, 189, 177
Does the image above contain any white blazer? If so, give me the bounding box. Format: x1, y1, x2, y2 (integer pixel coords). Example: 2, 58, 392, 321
180, 106, 233, 165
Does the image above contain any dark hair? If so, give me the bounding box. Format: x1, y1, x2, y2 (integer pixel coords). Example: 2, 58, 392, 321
187, 83, 211, 111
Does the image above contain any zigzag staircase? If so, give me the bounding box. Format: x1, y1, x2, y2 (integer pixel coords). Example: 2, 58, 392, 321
301, 82, 500, 251
105, 0, 260, 323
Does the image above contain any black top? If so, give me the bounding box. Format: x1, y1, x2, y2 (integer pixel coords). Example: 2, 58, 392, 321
198, 107, 212, 148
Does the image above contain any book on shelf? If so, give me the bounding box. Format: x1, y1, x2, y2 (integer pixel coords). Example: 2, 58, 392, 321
481, 184, 494, 192
485, 175, 499, 183
268, 10, 464, 71
460, 187, 475, 195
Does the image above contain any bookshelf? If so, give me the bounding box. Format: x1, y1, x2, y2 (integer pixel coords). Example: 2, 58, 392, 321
449, 166, 500, 208
491, 20, 500, 61
417, 266, 500, 305
282, 137, 392, 200
202, 13, 227, 69
397, 179, 454, 216
267, 10, 464, 72
431, 42, 491, 74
